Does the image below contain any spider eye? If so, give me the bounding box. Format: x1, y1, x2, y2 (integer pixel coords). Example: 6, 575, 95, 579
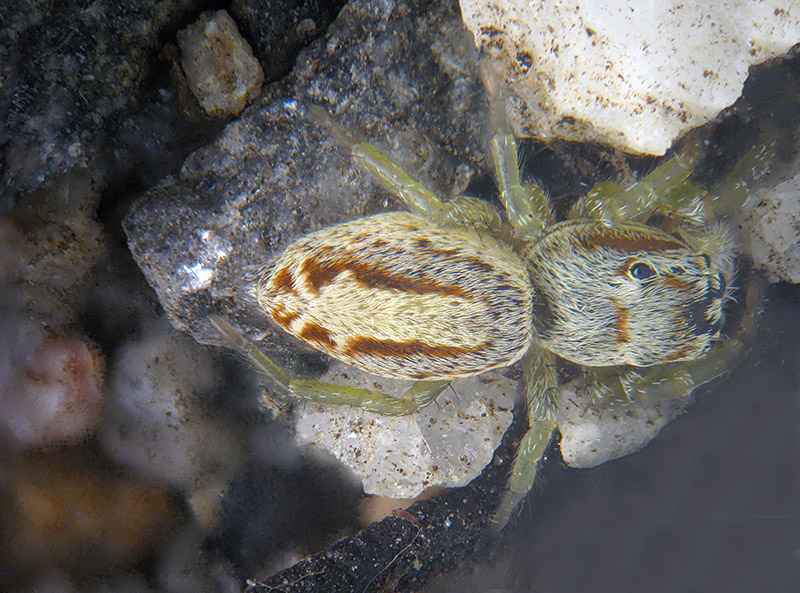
629, 261, 656, 280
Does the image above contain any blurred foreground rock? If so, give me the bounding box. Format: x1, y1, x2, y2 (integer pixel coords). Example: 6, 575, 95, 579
0, 448, 179, 584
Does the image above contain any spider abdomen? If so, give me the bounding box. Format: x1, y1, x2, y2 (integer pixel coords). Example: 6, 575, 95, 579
251, 212, 534, 379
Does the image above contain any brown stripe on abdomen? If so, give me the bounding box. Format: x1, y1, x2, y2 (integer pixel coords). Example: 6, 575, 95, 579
299, 254, 468, 297
270, 265, 298, 296
298, 322, 337, 349
271, 306, 300, 329
342, 336, 483, 359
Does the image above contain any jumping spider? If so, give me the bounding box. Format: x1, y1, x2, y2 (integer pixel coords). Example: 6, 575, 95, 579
212, 87, 767, 515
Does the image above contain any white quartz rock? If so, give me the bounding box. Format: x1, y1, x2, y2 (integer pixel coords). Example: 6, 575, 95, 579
294, 362, 516, 498
461, 0, 800, 155
555, 380, 687, 468
741, 150, 800, 284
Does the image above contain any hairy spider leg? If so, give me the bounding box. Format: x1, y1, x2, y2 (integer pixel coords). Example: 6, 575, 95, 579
486, 93, 553, 240
580, 144, 704, 224
210, 315, 449, 416
307, 105, 502, 230
493, 347, 559, 522
580, 137, 775, 226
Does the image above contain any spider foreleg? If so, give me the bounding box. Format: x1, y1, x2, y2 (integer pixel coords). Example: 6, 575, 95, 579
480, 61, 553, 240
307, 105, 500, 231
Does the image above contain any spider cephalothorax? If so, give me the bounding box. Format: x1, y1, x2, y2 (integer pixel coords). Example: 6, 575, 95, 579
526, 220, 730, 368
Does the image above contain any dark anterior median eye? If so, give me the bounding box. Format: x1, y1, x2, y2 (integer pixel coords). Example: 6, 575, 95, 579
629, 261, 656, 280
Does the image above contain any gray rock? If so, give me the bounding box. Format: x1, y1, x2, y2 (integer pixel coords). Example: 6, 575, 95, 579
124, 0, 488, 365
0, 0, 206, 206
231, 0, 349, 81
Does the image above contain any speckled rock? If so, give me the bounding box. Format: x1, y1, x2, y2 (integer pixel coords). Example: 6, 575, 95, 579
295, 363, 516, 498
0, 0, 207, 206
461, 0, 800, 155
0, 329, 105, 449
0, 172, 105, 326
0, 0, 343, 208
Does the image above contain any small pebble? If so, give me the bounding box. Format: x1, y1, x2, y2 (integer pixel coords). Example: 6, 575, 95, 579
177, 10, 264, 116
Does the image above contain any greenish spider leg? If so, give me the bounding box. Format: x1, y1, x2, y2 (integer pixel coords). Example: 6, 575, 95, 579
484, 80, 553, 241
209, 315, 449, 416
643, 140, 773, 224
494, 348, 559, 523
580, 137, 775, 226
580, 144, 704, 224
483, 70, 752, 237
307, 105, 501, 231
580, 274, 763, 408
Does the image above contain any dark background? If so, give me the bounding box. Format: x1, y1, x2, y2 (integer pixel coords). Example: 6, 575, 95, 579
430, 282, 800, 593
